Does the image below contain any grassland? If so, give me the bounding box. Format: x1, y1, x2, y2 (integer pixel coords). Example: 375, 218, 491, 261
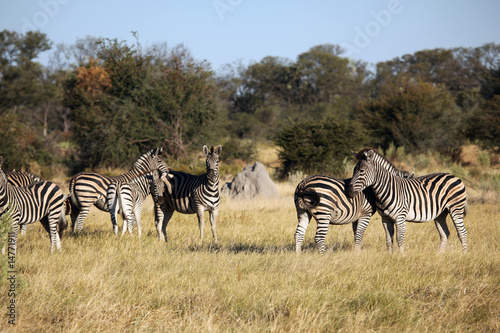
1, 145, 499, 332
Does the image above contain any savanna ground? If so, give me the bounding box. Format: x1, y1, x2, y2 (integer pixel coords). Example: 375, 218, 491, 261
1, 144, 499, 332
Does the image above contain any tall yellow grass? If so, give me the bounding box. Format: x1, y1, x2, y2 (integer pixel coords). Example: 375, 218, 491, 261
1, 179, 499, 332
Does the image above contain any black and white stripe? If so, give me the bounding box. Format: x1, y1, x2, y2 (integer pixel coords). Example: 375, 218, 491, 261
0, 157, 67, 256
106, 169, 168, 236
295, 165, 414, 254
294, 175, 376, 253
347, 148, 468, 253
68, 148, 169, 233
5, 170, 42, 235
156, 145, 221, 242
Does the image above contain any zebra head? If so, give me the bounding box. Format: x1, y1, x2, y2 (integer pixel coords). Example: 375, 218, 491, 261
347, 149, 376, 198
151, 169, 172, 204
131, 147, 168, 174
203, 145, 222, 183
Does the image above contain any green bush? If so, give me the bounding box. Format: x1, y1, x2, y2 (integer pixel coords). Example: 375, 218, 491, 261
273, 117, 367, 179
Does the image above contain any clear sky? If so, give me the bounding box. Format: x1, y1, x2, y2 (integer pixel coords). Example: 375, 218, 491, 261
1, 0, 499, 73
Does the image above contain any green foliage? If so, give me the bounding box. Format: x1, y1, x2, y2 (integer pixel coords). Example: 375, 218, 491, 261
357, 76, 460, 154
65, 39, 222, 170
274, 117, 367, 179
221, 139, 256, 163
465, 64, 500, 150
0, 113, 52, 171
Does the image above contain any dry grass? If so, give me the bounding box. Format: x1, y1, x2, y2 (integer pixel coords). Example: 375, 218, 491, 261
1, 145, 499, 332
1, 179, 499, 332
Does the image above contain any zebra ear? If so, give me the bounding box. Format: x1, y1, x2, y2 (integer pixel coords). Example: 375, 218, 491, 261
363, 150, 374, 161
203, 145, 209, 155
351, 151, 357, 159
214, 145, 222, 156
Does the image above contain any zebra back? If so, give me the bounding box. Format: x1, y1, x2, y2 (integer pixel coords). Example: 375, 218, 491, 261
295, 174, 375, 221
6, 171, 42, 187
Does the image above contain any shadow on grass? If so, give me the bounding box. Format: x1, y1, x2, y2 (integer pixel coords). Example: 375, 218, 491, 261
185, 240, 354, 254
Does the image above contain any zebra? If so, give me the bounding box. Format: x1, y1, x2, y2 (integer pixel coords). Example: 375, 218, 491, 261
5, 170, 42, 235
156, 145, 221, 243
346, 148, 468, 253
0, 157, 68, 256
106, 169, 170, 237
68, 148, 169, 233
295, 167, 414, 254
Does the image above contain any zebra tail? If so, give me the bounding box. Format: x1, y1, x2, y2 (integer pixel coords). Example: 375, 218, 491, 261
64, 194, 73, 216
295, 188, 320, 210
58, 194, 69, 238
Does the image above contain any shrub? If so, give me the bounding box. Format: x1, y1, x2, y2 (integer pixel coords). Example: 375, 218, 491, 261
273, 117, 367, 179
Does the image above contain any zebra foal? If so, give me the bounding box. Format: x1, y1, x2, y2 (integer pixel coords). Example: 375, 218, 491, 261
106, 169, 170, 237
156, 145, 221, 243
347, 148, 468, 253
0, 157, 67, 256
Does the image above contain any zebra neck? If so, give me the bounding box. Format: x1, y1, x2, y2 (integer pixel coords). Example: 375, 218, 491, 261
206, 176, 219, 191
370, 167, 401, 202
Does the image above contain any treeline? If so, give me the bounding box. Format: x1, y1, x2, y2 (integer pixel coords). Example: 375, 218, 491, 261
0, 30, 499, 178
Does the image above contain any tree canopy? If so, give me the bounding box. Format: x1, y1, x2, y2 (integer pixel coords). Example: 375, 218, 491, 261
0, 29, 499, 176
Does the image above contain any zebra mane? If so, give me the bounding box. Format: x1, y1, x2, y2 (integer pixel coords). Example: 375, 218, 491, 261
355, 148, 401, 174
129, 148, 163, 171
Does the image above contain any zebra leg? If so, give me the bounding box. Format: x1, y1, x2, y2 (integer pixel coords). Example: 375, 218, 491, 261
196, 207, 206, 241
154, 202, 165, 241
294, 209, 311, 253
434, 212, 450, 252
209, 208, 218, 243
20, 224, 27, 235
46, 215, 61, 252
381, 217, 395, 254
314, 217, 330, 254
106, 187, 120, 235
395, 218, 406, 254
353, 216, 371, 251
73, 204, 92, 233
160, 207, 175, 243
135, 201, 143, 237
449, 206, 468, 252
122, 209, 131, 236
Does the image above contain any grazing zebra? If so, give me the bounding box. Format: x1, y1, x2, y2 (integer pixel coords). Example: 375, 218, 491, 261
156, 145, 221, 243
106, 169, 170, 236
5, 170, 42, 235
346, 148, 468, 253
68, 148, 169, 233
295, 167, 414, 254
0, 157, 68, 256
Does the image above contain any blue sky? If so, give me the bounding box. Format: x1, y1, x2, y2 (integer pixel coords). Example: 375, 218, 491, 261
1, 0, 499, 73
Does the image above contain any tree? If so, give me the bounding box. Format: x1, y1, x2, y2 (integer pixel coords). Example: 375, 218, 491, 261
274, 117, 367, 179
357, 76, 459, 154
65, 39, 221, 169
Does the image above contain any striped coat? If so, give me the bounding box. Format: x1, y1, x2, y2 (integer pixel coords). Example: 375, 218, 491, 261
156, 145, 221, 242
347, 148, 468, 253
295, 166, 414, 254
106, 169, 167, 236
68, 148, 169, 233
0, 157, 67, 256
5, 170, 42, 235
